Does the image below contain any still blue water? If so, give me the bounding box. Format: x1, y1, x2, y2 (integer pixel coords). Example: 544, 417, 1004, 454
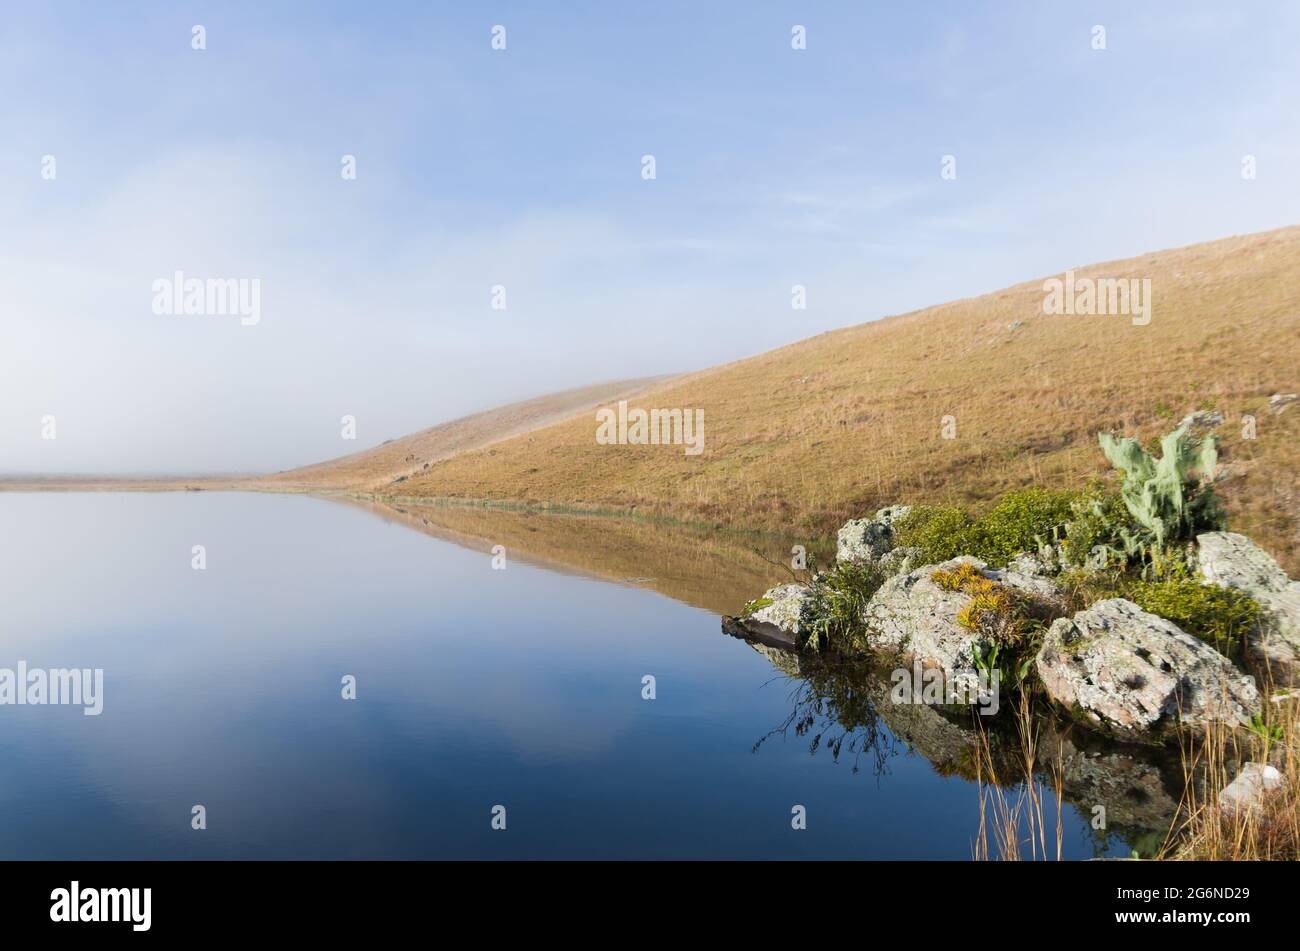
0, 492, 1133, 858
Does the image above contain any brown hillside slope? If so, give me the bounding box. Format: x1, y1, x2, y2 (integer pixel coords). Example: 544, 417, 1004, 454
261, 376, 671, 491
392, 226, 1300, 572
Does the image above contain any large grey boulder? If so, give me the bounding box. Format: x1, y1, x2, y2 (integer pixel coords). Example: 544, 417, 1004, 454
744, 583, 821, 638
862, 556, 1060, 696
1036, 599, 1260, 735
1196, 531, 1300, 685
836, 505, 912, 564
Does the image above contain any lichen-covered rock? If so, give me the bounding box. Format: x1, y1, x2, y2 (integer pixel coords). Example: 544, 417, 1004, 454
1036, 598, 1260, 735
1218, 762, 1288, 817
1179, 409, 1224, 433
1008, 551, 1050, 576
745, 583, 821, 637
877, 545, 921, 577
988, 564, 1064, 606
836, 505, 912, 563
861, 557, 1060, 695
862, 558, 985, 694
1269, 393, 1298, 414
1197, 531, 1300, 685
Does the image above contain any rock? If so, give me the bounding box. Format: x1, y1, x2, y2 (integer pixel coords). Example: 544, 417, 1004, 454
747, 641, 804, 678
1035, 599, 1260, 735
1008, 551, 1048, 576
862, 557, 1061, 696
989, 563, 1064, 605
744, 583, 821, 638
1269, 393, 1299, 414
1218, 762, 1288, 817
863, 558, 986, 696
1178, 409, 1224, 433
836, 505, 912, 563
1197, 531, 1300, 685
877, 545, 921, 577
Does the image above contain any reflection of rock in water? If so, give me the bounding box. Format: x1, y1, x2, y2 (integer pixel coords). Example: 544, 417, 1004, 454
1042, 724, 1182, 843
743, 639, 1183, 847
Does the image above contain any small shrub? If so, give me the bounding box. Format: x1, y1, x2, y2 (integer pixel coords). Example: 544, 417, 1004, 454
1122, 577, 1260, 660
931, 560, 985, 592
1056, 566, 1127, 614
898, 491, 1077, 568
1059, 492, 1141, 569
964, 488, 1078, 566
893, 505, 974, 564
803, 559, 889, 653
1098, 425, 1226, 549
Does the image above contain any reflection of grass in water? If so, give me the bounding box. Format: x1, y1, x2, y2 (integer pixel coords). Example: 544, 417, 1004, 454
339, 495, 832, 616
752, 655, 900, 777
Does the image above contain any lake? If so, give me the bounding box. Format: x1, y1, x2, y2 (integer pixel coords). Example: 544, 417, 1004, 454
0, 492, 1170, 858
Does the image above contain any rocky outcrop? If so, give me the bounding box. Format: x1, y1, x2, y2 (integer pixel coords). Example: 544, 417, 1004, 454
744, 583, 820, 639
836, 505, 911, 564
1196, 531, 1300, 685
861, 557, 1061, 695
1036, 598, 1260, 735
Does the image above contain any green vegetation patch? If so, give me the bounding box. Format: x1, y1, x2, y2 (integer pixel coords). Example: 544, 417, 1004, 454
895, 489, 1078, 568
1122, 577, 1260, 661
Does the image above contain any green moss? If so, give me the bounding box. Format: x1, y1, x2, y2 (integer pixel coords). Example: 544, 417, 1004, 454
964, 489, 1078, 565
895, 489, 1078, 568
1122, 577, 1260, 661
893, 505, 975, 564
741, 596, 773, 617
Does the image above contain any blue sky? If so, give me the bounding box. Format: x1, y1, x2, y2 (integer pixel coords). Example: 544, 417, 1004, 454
3, 2, 1298, 472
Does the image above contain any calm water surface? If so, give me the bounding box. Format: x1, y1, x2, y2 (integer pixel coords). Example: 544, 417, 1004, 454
0, 493, 1155, 858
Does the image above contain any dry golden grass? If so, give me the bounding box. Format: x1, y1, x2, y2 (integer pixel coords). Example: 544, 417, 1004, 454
387, 227, 1300, 572
259, 376, 671, 491
1159, 692, 1299, 861
973, 692, 1066, 861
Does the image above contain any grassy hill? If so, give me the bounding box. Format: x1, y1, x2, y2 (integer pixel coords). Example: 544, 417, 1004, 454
380, 227, 1300, 572
260, 376, 671, 491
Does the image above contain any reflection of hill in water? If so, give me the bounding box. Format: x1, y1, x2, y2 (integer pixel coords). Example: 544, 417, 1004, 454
340, 496, 1182, 853
751, 646, 1184, 852
338, 496, 812, 616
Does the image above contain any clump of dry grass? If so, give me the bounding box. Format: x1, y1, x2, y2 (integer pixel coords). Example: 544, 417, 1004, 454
1158, 692, 1299, 861
973, 691, 1066, 861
